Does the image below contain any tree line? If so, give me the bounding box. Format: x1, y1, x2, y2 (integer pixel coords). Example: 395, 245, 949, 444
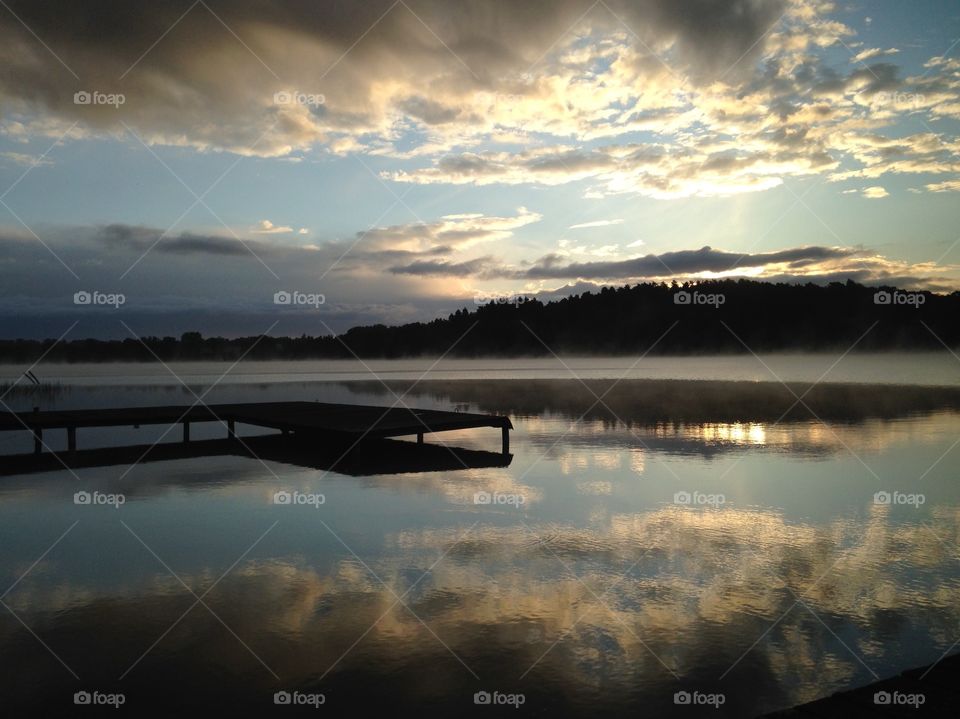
1, 279, 957, 362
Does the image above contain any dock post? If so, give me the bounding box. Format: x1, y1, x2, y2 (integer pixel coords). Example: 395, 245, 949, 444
31, 406, 42, 454
501, 426, 509, 455
67, 426, 76, 454
417, 432, 424, 444
183, 422, 190, 443
228, 419, 236, 439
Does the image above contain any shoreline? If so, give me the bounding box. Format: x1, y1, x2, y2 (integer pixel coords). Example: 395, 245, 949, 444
762, 652, 959, 717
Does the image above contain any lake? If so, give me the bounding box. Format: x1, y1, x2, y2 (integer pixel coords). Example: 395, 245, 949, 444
1, 355, 958, 715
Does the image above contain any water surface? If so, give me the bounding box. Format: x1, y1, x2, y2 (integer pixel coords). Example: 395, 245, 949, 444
1, 361, 958, 715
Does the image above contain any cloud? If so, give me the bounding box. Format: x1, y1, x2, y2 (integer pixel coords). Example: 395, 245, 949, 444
96, 223, 270, 256
0, 0, 795, 156
0, 151, 53, 167
67, 210, 541, 285
1, 0, 958, 198
59, 223, 883, 291
0, 220, 479, 336
851, 48, 899, 64
925, 179, 960, 193
389, 256, 497, 277
387, 142, 836, 198
569, 219, 624, 229
522, 245, 858, 280
83, 209, 541, 275
355, 207, 541, 253
77, 225, 958, 296
251, 220, 294, 234
861, 186, 889, 199
374, 239, 960, 293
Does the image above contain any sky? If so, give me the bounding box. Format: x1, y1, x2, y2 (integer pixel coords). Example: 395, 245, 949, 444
1, 0, 959, 339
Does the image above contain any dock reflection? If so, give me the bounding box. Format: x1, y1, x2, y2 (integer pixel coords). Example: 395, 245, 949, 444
0, 434, 512, 478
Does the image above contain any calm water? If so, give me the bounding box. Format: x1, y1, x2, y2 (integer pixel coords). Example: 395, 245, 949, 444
2, 351, 959, 385
1, 357, 959, 715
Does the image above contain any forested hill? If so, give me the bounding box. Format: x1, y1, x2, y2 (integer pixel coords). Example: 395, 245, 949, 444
1, 279, 957, 362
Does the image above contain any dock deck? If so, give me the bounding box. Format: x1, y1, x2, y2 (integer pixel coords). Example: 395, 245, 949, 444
0, 401, 513, 455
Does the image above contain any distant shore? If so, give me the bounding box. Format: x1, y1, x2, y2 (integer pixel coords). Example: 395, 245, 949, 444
2, 280, 958, 362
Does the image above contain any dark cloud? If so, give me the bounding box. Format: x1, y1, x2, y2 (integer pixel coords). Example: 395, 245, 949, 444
3, 0, 948, 198
846, 62, 901, 94
98, 223, 158, 246
526, 149, 618, 173
94, 224, 269, 256
159, 234, 253, 256
639, 0, 788, 78
522, 245, 857, 280
0, 0, 792, 154
812, 62, 902, 98
396, 96, 462, 124
379, 243, 913, 287
432, 154, 511, 177
389, 256, 495, 276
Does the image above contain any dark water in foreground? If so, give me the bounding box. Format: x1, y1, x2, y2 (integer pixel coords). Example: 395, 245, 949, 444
1, 374, 959, 715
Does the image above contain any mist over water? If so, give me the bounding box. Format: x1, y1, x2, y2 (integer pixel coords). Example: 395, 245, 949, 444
2, 352, 958, 388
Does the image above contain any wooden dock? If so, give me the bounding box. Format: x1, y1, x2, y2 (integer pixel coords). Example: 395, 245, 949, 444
0, 401, 513, 455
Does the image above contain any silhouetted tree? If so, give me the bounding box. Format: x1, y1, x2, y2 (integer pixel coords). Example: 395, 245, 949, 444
0, 280, 955, 362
